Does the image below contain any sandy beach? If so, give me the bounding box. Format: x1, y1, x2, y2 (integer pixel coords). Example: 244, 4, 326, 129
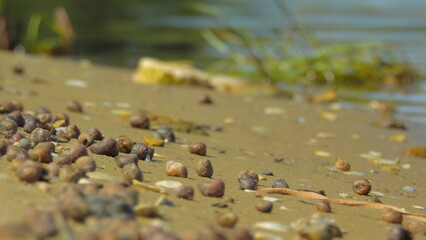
0, 51, 425, 240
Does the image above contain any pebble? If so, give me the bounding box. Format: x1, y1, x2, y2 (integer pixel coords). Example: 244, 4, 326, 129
198, 179, 225, 198
212, 203, 228, 208
66, 100, 83, 113
123, 163, 143, 184
352, 178, 372, 195
69, 143, 89, 163
216, 212, 238, 228
52, 112, 70, 126
59, 165, 83, 183
404, 221, 426, 235
239, 175, 258, 190
16, 161, 42, 183
255, 201, 273, 213
316, 200, 332, 213
54, 154, 72, 165
129, 113, 150, 129
381, 208, 403, 224
335, 159, 351, 171
10, 132, 25, 143
8, 111, 25, 127
25, 211, 58, 239
130, 143, 149, 160
78, 133, 94, 147
165, 161, 188, 178
387, 225, 412, 240
0, 118, 18, 138
199, 93, 213, 104
117, 135, 133, 153
23, 115, 41, 133
85, 193, 135, 220
13, 138, 34, 150
5, 145, 30, 161
0, 138, 11, 155
262, 170, 274, 176
75, 156, 97, 173
89, 137, 119, 157
188, 142, 207, 156
155, 126, 175, 142
28, 144, 53, 163
56, 124, 81, 140
86, 127, 104, 140
115, 154, 139, 168
195, 159, 214, 178
176, 185, 195, 200
237, 170, 259, 183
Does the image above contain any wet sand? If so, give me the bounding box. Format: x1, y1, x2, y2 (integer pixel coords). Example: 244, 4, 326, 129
0, 50, 425, 239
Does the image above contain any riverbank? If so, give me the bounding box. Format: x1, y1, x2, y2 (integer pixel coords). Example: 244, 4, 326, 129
0, 51, 425, 239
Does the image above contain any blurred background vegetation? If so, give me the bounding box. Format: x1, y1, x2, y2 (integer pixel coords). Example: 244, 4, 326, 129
0, 0, 424, 91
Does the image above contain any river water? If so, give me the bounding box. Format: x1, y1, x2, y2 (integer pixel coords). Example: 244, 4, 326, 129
4, 0, 426, 125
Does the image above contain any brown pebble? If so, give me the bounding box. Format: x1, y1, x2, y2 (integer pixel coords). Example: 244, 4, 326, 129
78, 133, 94, 147
123, 163, 143, 184
23, 115, 41, 133
195, 159, 214, 178
130, 142, 149, 160
52, 113, 70, 126
381, 208, 403, 224
0, 138, 11, 155
352, 178, 371, 195
387, 225, 412, 240
216, 211, 238, 228
36, 142, 55, 153
0, 118, 18, 138
14, 138, 34, 150
404, 221, 426, 235
155, 126, 175, 142
29, 127, 51, 145
10, 132, 25, 143
237, 170, 259, 183
56, 124, 81, 140
129, 113, 150, 129
89, 137, 119, 157
5, 145, 29, 161
54, 154, 72, 165
199, 93, 213, 104
188, 142, 207, 156
117, 135, 133, 153
165, 161, 188, 178
7, 111, 25, 127
69, 143, 89, 163
86, 127, 104, 140
316, 200, 332, 213
255, 201, 273, 213
272, 178, 290, 188
239, 175, 258, 190
59, 165, 83, 183
115, 154, 139, 168
176, 185, 195, 200
16, 161, 42, 183
45, 163, 60, 178
75, 156, 96, 173
25, 211, 58, 239
66, 100, 83, 113
36, 113, 53, 124
335, 159, 351, 171
28, 144, 53, 163
198, 179, 225, 198
60, 193, 90, 222
0, 100, 23, 113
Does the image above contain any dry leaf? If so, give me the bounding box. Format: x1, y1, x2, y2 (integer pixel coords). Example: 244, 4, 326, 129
403, 147, 426, 158
320, 112, 338, 121
388, 134, 407, 142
